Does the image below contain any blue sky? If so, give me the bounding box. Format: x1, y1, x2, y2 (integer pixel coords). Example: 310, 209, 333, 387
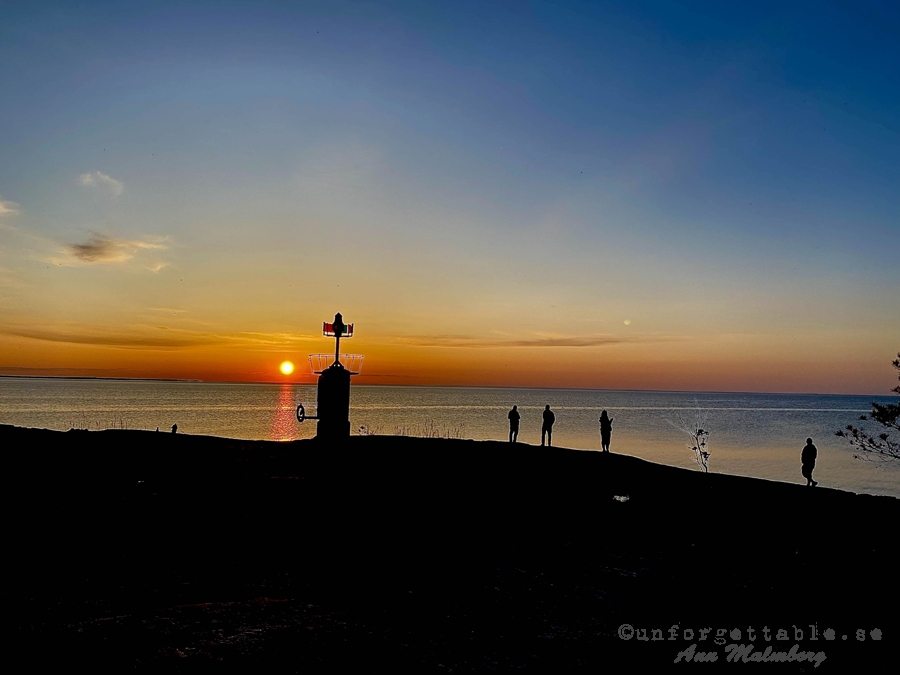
1, 0, 898, 391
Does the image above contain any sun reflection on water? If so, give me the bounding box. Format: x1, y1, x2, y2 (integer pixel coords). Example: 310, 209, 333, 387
270, 384, 298, 441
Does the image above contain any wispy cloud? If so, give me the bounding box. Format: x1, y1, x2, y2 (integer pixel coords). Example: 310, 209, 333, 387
0, 265, 24, 290
356, 373, 426, 379
0, 196, 20, 229
147, 307, 190, 315
0, 197, 20, 217
1, 322, 321, 350
4, 325, 217, 348
226, 331, 322, 348
78, 171, 124, 196
54, 232, 167, 265
397, 333, 688, 348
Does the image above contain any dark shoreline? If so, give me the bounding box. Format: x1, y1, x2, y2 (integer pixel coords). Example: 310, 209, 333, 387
0, 375, 205, 383
1, 424, 896, 671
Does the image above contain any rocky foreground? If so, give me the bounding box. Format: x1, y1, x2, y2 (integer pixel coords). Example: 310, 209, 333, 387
0, 425, 896, 671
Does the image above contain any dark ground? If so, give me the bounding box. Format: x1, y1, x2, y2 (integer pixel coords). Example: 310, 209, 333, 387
0, 424, 896, 671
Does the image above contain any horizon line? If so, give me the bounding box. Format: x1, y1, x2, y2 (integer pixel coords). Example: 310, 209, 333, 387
0, 373, 889, 399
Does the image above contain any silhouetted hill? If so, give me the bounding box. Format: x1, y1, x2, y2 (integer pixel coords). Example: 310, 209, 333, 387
0, 425, 895, 671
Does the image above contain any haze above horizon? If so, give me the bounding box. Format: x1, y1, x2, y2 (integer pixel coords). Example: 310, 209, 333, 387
1, 1, 898, 395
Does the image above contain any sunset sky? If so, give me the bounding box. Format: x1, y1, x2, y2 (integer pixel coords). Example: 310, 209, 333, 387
1, 1, 898, 394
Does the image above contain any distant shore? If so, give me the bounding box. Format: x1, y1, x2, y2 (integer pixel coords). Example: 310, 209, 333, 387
0, 374, 205, 383
1, 424, 896, 670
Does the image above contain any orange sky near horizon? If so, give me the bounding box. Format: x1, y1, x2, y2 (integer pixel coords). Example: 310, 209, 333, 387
1, 221, 897, 395
0, 317, 895, 396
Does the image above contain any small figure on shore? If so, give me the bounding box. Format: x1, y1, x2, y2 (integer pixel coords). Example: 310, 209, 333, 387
802, 437, 818, 486
541, 405, 555, 447
599, 410, 613, 452
508, 405, 520, 443
172, 423, 178, 434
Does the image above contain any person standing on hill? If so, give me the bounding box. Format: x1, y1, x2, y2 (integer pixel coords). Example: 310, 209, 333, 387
599, 410, 613, 452
802, 437, 818, 486
541, 405, 555, 447
508, 405, 520, 443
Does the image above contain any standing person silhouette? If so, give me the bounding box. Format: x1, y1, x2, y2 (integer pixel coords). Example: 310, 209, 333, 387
508, 405, 520, 443
802, 437, 818, 486
599, 410, 613, 452
541, 405, 555, 447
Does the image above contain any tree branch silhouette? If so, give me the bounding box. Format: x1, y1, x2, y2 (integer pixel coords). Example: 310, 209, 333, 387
836, 353, 900, 463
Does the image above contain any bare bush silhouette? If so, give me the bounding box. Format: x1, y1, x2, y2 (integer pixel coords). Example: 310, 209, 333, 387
393, 419, 463, 439
669, 405, 711, 473
68, 414, 129, 431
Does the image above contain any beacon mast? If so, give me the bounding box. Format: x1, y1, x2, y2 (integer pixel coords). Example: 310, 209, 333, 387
296, 312, 363, 439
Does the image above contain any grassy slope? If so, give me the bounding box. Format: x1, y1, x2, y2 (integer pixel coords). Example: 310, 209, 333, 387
0, 425, 896, 671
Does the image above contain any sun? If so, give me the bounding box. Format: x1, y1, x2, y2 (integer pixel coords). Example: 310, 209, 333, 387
279, 361, 294, 376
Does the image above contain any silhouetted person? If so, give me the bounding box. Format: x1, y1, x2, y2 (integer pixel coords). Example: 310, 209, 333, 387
599, 410, 613, 452
802, 437, 818, 486
541, 405, 555, 447
508, 405, 520, 443
172, 423, 178, 434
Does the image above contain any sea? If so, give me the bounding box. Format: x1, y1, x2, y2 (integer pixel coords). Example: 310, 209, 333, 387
1, 377, 898, 498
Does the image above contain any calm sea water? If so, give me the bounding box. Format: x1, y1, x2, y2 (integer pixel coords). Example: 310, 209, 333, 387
1, 377, 898, 498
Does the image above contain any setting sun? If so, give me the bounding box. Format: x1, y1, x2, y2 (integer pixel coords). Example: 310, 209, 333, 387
279, 361, 294, 376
